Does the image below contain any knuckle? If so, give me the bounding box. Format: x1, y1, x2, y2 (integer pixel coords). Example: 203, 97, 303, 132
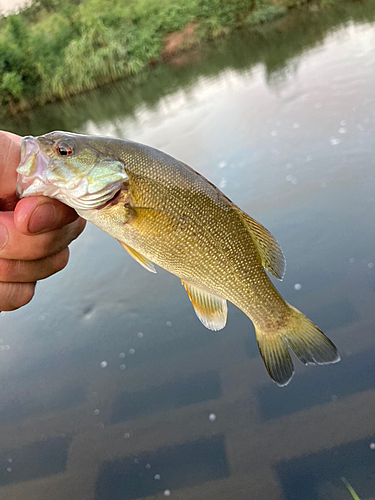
70, 218, 86, 242
52, 248, 70, 274
1, 282, 36, 311
0, 259, 17, 281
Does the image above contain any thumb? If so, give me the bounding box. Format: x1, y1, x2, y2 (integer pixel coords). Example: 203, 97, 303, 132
14, 196, 80, 235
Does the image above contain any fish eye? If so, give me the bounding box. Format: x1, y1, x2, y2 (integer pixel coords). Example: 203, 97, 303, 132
55, 141, 74, 157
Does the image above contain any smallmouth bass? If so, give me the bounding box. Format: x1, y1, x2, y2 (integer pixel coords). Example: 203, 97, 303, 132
16, 132, 339, 385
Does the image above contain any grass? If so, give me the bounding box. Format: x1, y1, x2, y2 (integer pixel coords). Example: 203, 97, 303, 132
0, 0, 361, 115
342, 478, 361, 500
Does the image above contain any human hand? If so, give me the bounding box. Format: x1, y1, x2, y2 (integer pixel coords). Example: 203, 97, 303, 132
0, 131, 86, 311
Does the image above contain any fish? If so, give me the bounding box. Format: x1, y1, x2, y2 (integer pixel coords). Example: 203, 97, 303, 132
16, 131, 340, 386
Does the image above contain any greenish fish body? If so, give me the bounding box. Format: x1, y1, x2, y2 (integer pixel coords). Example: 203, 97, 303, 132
16, 132, 339, 385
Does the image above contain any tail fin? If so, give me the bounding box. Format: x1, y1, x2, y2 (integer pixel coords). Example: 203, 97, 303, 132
255, 304, 340, 386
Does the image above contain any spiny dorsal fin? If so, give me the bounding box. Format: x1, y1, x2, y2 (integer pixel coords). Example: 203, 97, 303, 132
181, 281, 227, 331
118, 241, 157, 273
239, 210, 285, 280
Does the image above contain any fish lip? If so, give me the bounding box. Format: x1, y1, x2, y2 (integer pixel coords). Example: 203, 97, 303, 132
16, 136, 51, 198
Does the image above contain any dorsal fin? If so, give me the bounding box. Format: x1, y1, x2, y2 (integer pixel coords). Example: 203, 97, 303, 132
238, 210, 286, 280
118, 241, 157, 273
181, 281, 227, 331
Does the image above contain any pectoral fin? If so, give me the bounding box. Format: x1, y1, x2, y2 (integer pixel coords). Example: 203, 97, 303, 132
118, 241, 157, 273
181, 281, 227, 331
239, 210, 286, 280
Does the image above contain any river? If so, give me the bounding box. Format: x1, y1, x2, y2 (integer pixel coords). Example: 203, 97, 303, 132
1, 1, 375, 499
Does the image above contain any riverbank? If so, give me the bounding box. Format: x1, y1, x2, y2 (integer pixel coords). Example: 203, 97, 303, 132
0, 0, 355, 115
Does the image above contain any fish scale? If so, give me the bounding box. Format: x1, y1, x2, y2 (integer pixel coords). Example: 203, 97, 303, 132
16, 131, 340, 386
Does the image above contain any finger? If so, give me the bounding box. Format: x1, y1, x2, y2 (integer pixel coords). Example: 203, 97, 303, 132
14, 196, 80, 235
0, 282, 35, 311
0, 213, 86, 261
0, 247, 70, 283
0, 131, 21, 201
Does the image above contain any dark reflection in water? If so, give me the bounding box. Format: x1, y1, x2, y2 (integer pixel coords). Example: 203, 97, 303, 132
111, 372, 221, 424
277, 438, 375, 500
96, 436, 229, 500
0, 437, 71, 487
1, 1, 375, 499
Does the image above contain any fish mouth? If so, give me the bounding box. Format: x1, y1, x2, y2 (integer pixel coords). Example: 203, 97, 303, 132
16, 136, 55, 199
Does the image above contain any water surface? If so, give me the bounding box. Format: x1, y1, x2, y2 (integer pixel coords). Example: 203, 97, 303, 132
1, 2, 375, 499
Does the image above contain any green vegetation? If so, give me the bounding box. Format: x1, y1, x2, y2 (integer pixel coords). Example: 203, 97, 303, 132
0, 0, 362, 114
342, 478, 361, 500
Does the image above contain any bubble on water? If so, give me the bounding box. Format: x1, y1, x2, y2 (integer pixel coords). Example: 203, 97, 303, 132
330, 137, 341, 146
166, 321, 172, 327
315, 102, 322, 109
286, 175, 294, 182
164, 490, 171, 497
340, 120, 347, 126
219, 178, 227, 189
293, 122, 300, 129
331, 395, 338, 402
120, 364, 126, 370
271, 130, 277, 137
119, 352, 125, 358
349, 258, 355, 264
137, 332, 144, 338
285, 163, 292, 169
124, 433, 130, 439
291, 178, 298, 185
209, 413, 217, 422
7, 458, 12, 463
218, 161, 227, 169
368, 263, 374, 269
100, 361, 108, 368
94, 409, 100, 415
4, 345, 10, 350
356, 124, 365, 131
6, 468, 11, 472
129, 348, 135, 355
146, 464, 151, 469
338, 127, 347, 134
294, 283, 302, 291
369, 443, 375, 450
154, 474, 161, 480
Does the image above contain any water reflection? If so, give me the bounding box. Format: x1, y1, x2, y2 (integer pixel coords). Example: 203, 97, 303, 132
96, 436, 229, 500
1, 1, 375, 499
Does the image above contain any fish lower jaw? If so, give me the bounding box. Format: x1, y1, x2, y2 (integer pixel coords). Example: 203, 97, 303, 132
16, 177, 59, 199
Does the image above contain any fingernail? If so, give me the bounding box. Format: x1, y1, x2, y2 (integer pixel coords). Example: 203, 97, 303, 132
0, 223, 9, 250
28, 203, 57, 234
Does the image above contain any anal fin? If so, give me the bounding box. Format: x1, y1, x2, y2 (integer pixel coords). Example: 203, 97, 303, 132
118, 241, 157, 273
181, 281, 227, 331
